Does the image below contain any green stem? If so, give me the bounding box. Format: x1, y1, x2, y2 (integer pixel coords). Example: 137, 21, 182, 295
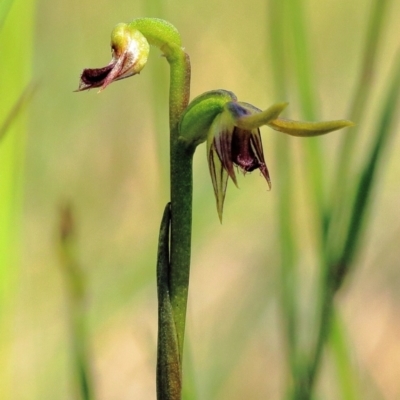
166, 47, 192, 362
127, 19, 192, 399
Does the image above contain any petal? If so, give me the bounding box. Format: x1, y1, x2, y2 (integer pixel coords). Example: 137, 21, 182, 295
98, 52, 128, 91
207, 141, 229, 222
233, 102, 288, 130
267, 118, 354, 137
249, 129, 271, 188
77, 62, 115, 91
211, 112, 238, 186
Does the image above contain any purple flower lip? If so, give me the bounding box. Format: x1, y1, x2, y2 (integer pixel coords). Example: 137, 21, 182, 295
75, 25, 150, 93
77, 63, 115, 91
76, 52, 133, 92
231, 127, 270, 178
207, 102, 273, 221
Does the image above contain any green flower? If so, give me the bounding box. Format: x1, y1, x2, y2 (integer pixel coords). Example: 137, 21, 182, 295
207, 101, 273, 221
180, 90, 354, 221
77, 23, 149, 92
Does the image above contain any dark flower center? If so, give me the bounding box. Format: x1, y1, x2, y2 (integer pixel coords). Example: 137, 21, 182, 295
80, 64, 114, 86
231, 128, 261, 172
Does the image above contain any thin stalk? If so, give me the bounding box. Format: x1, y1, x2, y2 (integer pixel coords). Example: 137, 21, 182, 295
154, 32, 192, 400
166, 48, 192, 360
267, 0, 299, 391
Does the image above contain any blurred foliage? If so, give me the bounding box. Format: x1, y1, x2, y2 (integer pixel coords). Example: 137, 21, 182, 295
0, 0, 35, 398
1, 0, 400, 399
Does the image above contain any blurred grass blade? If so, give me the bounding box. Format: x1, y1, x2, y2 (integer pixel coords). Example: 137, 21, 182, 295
0, 82, 37, 143
330, 310, 358, 400
335, 51, 400, 277
0, 0, 13, 30
58, 204, 94, 400
328, 0, 391, 253
348, 0, 390, 122
337, 0, 390, 177
284, 0, 326, 238
267, 0, 299, 393
0, 0, 35, 397
285, 0, 317, 120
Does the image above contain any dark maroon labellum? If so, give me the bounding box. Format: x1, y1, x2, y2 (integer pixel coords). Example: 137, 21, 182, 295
231, 128, 262, 172
78, 64, 114, 90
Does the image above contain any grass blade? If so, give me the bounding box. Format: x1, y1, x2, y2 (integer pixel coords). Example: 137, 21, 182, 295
0, 82, 37, 143
334, 51, 400, 279
328, 0, 391, 251
330, 311, 359, 400
338, 0, 390, 169
58, 205, 94, 400
268, 0, 301, 394
285, 0, 326, 228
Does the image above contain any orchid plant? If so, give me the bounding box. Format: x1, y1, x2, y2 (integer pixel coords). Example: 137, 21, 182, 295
77, 17, 352, 400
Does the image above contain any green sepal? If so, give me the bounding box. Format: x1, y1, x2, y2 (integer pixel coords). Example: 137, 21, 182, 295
268, 118, 354, 137
179, 89, 236, 149
231, 102, 288, 129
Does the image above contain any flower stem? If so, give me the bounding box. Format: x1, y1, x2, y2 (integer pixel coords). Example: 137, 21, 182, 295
165, 47, 192, 362
155, 38, 192, 400
126, 19, 192, 399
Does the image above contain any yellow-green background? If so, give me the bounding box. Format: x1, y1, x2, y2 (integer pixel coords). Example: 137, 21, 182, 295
1, 0, 400, 398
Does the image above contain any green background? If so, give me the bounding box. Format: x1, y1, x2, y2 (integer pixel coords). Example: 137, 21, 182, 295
1, 0, 400, 398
